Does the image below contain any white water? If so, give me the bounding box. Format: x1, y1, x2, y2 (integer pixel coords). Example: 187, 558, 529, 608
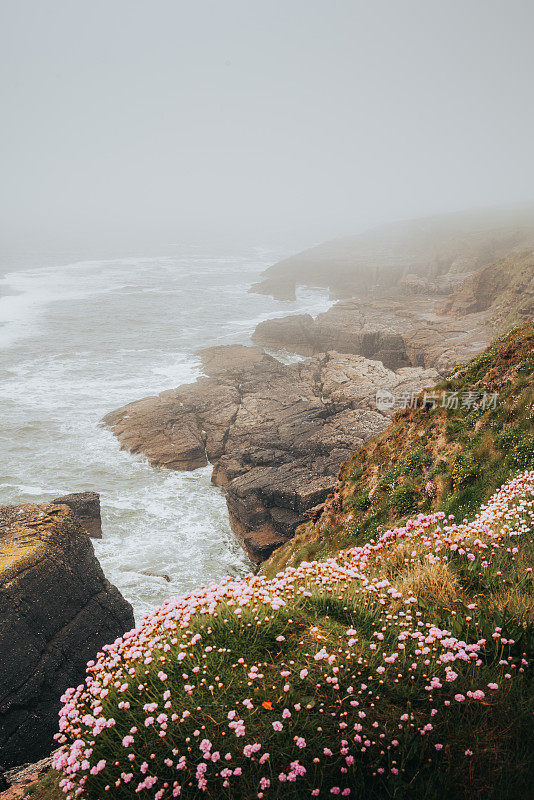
0, 244, 331, 620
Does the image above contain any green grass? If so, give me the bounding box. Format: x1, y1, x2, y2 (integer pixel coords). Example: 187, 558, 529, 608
50, 469, 534, 800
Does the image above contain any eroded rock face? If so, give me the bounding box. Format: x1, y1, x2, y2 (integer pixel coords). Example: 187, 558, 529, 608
253, 307, 411, 369
104, 347, 438, 562
252, 297, 491, 374
52, 492, 103, 539
0, 504, 134, 770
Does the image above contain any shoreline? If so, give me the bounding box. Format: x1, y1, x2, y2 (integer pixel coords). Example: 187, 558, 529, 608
100, 218, 534, 563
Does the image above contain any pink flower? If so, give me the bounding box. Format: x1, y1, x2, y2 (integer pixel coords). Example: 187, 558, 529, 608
272, 721, 283, 731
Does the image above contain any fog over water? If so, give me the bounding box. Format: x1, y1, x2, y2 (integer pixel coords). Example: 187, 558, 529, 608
2, 0, 534, 246
1, 3, 534, 619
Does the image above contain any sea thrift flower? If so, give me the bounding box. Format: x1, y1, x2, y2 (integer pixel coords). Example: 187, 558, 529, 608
50, 471, 534, 800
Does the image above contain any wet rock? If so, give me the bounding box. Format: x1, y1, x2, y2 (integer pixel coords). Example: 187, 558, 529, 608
52, 491, 103, 538
141, 570, 171, 582
103, 395, 208, 470
0, 503, 134, 769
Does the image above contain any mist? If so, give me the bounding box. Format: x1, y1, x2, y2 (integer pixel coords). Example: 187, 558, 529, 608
2, 0, 534, 248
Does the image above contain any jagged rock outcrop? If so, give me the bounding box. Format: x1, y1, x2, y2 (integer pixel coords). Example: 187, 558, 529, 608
252, 296, 491, 374
262, 323, 534, 578
52, 492, 102, 538
442, 250, 534, 324
104, 346, 437, 561
0, 503, 134, 771
0, 754, 54, 798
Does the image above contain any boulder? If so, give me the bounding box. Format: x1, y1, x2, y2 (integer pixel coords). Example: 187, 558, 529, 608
0, 503, 134, 770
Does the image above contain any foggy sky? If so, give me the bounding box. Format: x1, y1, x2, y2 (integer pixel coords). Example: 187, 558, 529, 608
2, 0, 534, 245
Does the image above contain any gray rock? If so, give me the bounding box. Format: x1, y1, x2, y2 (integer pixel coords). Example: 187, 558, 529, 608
253, 295, 493, 374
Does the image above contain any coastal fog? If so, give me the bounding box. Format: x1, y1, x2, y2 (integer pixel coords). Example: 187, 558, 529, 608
1, 0, 534, 250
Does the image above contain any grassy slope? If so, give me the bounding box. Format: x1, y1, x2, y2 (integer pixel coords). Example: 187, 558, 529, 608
49, 470, 534, 800
264, 323, 534, 578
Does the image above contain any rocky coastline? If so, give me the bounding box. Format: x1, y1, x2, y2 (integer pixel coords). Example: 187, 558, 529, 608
103, 344, 440, 561
250, 204, 534, 300
251, 295, 491, 373
1, 210, 533, 797
102, 223, 534, 564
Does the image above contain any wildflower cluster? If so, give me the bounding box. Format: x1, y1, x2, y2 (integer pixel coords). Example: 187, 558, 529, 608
53, 472, 534, 799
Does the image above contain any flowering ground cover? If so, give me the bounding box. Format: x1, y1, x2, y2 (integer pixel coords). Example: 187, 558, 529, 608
51, 469, 534, 799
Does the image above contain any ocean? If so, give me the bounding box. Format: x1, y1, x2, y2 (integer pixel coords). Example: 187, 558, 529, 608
0, 243, 330, 621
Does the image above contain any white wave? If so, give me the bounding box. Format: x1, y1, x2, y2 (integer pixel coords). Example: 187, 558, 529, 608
0, 243, 327, 620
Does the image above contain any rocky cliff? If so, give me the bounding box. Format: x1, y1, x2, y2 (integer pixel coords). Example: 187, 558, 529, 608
263, 322, 534, 577
251, 204, 534, 300
252, 250, 534, 373
104, 345, 437, 561
252, 296, 491, 373
0, 502, 134, 771
442, 250, 534, 326
51, 492, 102, 538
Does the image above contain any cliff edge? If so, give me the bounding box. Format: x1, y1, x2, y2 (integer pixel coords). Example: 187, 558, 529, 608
0, 502, 134, 771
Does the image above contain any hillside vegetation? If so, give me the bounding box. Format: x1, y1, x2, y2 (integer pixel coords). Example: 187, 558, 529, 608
33, 325, 534, 800
265, 323, 533, 577
49, 469, 534, 800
